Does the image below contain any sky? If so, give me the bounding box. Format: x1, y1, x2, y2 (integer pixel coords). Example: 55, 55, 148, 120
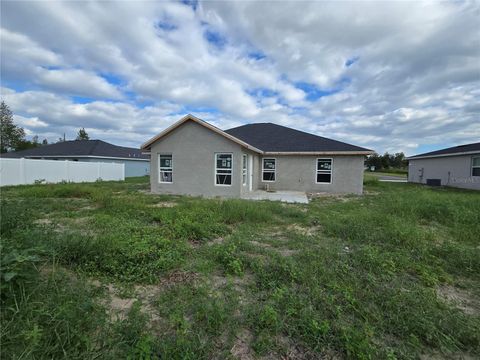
1, 0, 479, 156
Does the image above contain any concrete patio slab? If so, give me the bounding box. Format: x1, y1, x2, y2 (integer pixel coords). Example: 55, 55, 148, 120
242, 190, 309, 204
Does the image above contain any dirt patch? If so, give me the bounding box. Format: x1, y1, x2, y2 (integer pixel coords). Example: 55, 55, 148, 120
420, 351, 476, 360
436, 285, 479, 315
231, 329, 254, 360
206, 237, 226, 246
363, 190, 380, 196
159, 270, 199, 287
98, 270, 198, 321
249, 240, 299, 257
287, 224, 321, 236
277, 248, 299, 257
78, 205, 99, 211
148, 201, 177, 208
250, 240, 273, 249
33, 218, 52, 225
308, 192, 358, 203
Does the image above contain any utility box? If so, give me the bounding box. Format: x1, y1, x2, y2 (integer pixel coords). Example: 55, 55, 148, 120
426, 179, 441, 186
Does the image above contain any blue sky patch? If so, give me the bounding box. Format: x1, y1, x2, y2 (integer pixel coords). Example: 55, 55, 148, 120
345, 56, 359, 67
41, 65, 63, 71
204, 29, 227, 49
100, 73, 124, 86
248, 51, 266, 61
155, 20, 177, 32
72, 96, 96, 104
181, 0, 198, 11
248, 88, 278, 98
295, 82, 340, 101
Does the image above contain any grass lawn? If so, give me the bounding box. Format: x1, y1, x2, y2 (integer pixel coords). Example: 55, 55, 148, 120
1, 177, 479, 359
364, 171, 407, 179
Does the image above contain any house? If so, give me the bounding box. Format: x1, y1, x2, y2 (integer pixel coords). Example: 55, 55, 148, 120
141, 115, 373, 198
407, 142, 480, 190
1, 140, 150, 177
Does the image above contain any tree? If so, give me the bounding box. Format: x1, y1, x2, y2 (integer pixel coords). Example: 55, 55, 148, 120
0, 101, 25, 152
42, 138, 48, 145
32, 135, 39, 146
365, 152, 383, 170
76, 128, 89, 140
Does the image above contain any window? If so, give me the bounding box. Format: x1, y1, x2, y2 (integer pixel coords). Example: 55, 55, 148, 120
242, 154, 247, 186
216, 153, 232, 185
262, 158, 276, 182
473, 157, 480, 176
159, 154, 173, 183
316, 158, 332, 183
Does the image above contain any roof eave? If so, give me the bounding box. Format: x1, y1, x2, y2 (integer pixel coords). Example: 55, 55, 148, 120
263, 150, 374, 156
407, 150, 480, 160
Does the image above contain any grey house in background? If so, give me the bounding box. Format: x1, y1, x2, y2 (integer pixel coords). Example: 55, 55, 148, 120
1, 140, 150, 177
407, 142, 480, 190
141, 115, 373, 198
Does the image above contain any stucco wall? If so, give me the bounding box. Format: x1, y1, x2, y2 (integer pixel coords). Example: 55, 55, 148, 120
147, 121, 366, 196
256, 155, 365, 194
149, 121, 244, 197
408, 154, 480, 190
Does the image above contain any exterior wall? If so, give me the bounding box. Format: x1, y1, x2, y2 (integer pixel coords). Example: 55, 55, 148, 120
150, 121, 244, 198
408, 154, 480, 190
256, 155, 365, 194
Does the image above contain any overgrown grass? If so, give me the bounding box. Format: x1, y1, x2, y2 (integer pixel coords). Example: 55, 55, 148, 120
1, 177, 479, 359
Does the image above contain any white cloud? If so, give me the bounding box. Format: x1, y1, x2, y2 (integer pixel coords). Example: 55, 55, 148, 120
0, 1, 478, 154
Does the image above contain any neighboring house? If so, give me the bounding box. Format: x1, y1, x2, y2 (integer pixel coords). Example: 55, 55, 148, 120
1, 140, 150, 177
407, 142, 480, 190
141, 114, 373, 198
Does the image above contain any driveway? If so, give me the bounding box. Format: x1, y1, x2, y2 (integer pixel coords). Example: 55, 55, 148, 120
378, 175, 407, 182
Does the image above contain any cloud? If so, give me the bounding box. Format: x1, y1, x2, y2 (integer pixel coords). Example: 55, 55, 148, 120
0, 1, 478, 154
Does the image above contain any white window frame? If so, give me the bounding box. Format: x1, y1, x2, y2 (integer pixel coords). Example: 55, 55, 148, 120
215, 153, 233, 186
316, 158, 333, 184
472, 156, 480, 177
262, 158, 276, 182
159, 154, 173, 184
242, 154, 247, 186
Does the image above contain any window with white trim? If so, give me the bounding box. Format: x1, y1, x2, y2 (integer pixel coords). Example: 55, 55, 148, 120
473, 157, 480, 176
262, 158, 276, 182
159, 154, 173, 183
242, 154, 247, 186
316, 158, 332, 183
215, 153, 232, 185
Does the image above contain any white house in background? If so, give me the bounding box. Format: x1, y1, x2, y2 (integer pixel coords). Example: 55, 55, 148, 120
407, 142, 480, 190
1, 140, 150, 177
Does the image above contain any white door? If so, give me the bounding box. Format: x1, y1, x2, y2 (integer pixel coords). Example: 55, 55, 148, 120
248, 154, 253, 191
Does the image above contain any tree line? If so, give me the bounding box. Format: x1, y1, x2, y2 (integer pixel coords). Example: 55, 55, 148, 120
365, 152, 407, 170
0, 101, 89, 153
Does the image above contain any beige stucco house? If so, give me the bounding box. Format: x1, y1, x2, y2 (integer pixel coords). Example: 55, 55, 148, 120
141, 115, 373, 198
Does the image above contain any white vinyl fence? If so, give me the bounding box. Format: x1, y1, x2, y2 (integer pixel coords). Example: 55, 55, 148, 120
0, 158, 125, 186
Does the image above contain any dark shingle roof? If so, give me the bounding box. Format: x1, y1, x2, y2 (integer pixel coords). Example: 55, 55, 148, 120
225, 123, 371, 152
408, 142, 480, 159
1, 140, 149, 160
